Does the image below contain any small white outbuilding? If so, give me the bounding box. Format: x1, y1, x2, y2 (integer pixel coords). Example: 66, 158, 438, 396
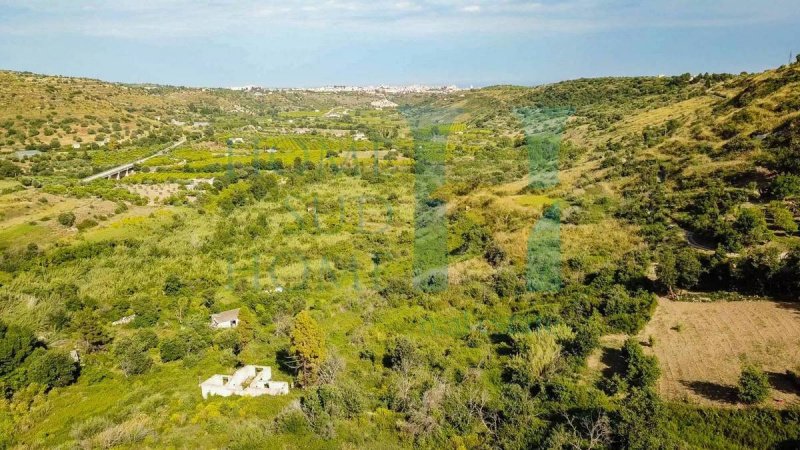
210, 308, 240, 329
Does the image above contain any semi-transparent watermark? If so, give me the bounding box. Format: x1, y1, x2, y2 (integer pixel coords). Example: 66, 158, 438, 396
218, 106, 571, 297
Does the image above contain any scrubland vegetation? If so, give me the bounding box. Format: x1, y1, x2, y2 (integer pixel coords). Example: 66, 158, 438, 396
0, 63, 799, 449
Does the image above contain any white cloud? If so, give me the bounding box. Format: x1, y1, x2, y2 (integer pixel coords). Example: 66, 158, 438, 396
0, 0, 798, 39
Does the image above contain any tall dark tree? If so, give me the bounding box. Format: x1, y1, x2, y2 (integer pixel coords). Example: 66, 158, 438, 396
656, 251, 678, 295
675, 248, 702, 290
72, 311, 111, 352
0, 322, 37, 376
26, 349, 78, 389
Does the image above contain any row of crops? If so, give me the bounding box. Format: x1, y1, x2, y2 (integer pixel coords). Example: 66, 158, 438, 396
257, 135, 375, 153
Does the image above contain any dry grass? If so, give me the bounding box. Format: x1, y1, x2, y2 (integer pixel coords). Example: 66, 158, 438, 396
125, 183, 183, 204
0, 191, 122, 249
448, 256, 493, 285
80, 415, 153, 449
639, 298, 800, 408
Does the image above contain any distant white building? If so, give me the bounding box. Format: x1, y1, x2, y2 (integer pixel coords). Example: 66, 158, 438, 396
72, 143, 81, 149
353, 132, 368, 141
200, 365, 289, 399
229, 137, 245, 144
210, 308, 240, 329
370, 99, 398, 109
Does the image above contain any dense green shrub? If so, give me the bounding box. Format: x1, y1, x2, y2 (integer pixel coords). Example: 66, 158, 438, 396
738, 365, 770, 404
771, 174, 800, 199
119, 348, 152, 376
131, 297, 160, 327
732, 207, 770, 246
384, 335, 418, 371
565, 321, 601, 358
617, 387, 671, 449
26, 349, 78, 389
76, 218, 98, 231
622, 338, 660, 388
0, 322, 37, 376
664, 404, 800, 449
57, 211, 76, 227
133, 330, 158, 350
71, 311, 111, 352
676, 249, 703, 289
163, 275, 185, 296
722, 136, 757, 153
771, 204, 798, 233
249, 173, 278, 200
0, 160, 22, 178
212, 329, 241, 354
159, 337, 188, 362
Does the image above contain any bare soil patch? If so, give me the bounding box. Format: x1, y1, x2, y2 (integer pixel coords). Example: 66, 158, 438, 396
638, 298, 800, 408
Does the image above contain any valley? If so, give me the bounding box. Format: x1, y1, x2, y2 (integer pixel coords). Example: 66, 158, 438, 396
0, 63, 799, 448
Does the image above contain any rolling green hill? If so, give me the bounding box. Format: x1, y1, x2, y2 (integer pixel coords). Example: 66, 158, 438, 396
0, 64, 799, 449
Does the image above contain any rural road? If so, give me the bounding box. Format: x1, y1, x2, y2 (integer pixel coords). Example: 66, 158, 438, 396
684, 229, 716, 252
683, 228, 741, 258
81, 136, 186, 183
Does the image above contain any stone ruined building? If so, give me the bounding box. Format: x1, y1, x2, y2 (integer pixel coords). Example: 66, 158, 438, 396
199, 365, 289, 399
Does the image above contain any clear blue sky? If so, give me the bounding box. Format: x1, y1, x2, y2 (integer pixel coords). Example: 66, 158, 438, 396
0, 1, 798, 87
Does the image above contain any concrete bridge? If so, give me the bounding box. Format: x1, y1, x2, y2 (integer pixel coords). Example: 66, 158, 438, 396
81, 137, 186, 183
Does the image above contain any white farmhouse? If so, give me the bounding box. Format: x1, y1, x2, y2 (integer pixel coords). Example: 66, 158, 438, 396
210, 308, 240, 329
353, 132, 368, 141
199, 365, 289, 399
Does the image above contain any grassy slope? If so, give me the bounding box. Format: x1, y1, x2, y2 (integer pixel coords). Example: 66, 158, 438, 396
1, 66, 799, 448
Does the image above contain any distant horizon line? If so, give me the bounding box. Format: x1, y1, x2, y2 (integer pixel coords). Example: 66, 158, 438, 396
0, 64, 771, 92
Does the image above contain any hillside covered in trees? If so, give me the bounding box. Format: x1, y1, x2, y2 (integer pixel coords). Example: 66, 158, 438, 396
0, 62, 799, 448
